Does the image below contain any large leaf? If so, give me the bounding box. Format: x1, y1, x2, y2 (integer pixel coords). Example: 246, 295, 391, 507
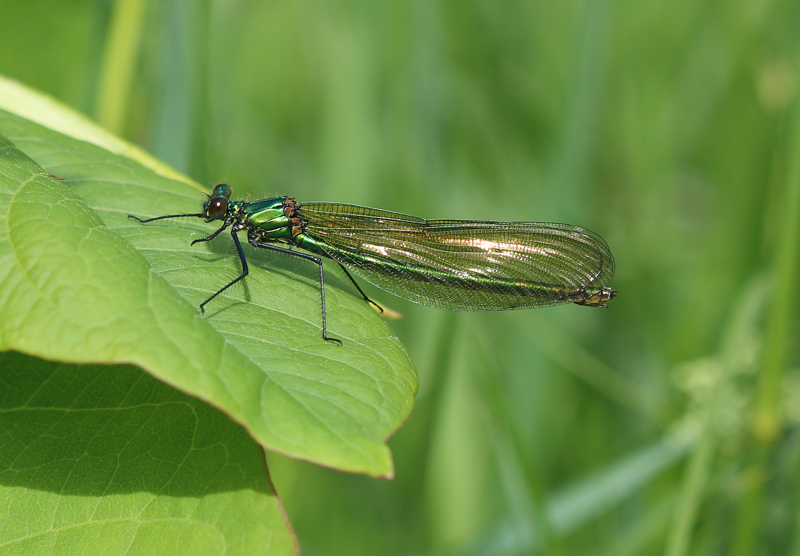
0, 81, 417, 478
0, 351, 297, 556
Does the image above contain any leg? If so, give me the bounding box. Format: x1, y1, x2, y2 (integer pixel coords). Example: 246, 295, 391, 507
250, 239, 342, 345
199, 227, 249, 313
335, 262, 383, 314
192, 221, 230, 245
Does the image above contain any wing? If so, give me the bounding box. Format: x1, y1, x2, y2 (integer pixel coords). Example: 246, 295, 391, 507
297, 202, 615, 311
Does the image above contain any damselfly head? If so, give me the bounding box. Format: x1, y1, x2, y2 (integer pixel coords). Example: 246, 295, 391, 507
204, 184, 233, 220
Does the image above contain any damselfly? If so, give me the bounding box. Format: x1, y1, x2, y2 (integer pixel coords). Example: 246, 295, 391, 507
130, 184, 616, 344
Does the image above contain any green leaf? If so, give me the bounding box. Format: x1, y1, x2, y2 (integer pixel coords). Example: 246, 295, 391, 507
0, 90, 417, 478
0, 351, 297, 556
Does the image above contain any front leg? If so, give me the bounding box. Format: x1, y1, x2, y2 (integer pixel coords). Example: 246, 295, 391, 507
198, 228, 249, 313
192, 221, 231, 245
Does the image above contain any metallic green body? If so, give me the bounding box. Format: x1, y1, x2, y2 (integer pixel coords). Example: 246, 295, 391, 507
221, 194, 617, 311
131, 185, 616, 343
237, 198, 297, 242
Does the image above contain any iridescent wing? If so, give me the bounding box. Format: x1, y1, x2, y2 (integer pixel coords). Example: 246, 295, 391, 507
298, 203, 614, 311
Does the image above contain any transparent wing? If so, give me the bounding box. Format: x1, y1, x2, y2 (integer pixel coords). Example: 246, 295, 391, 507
298, 202, 615, 311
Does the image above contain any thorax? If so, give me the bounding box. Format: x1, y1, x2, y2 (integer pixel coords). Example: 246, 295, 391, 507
239, 196, 306, 243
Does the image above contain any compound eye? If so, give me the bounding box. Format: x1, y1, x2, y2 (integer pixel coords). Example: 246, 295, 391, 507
212, 184, 232, 199
207, 197, 228, 219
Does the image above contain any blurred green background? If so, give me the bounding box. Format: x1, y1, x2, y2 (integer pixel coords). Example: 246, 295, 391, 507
2, 0, 799, 554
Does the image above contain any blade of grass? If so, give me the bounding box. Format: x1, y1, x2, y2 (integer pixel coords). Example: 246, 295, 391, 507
548, 428, 693, 536
664, 277, 767, 556
733, 65, 800, 556
553, 0, 610, 222
463, 429, 693, 554
96, 0, 147, 134
535, 329, 660, 420
470, 325, 561, 555
150, 0, 202, 173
